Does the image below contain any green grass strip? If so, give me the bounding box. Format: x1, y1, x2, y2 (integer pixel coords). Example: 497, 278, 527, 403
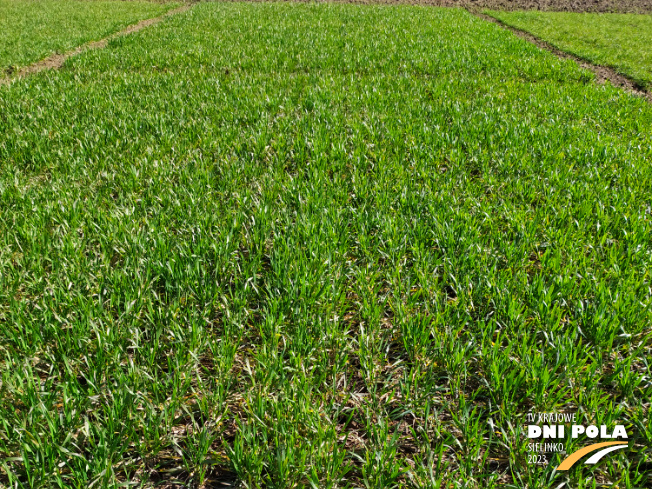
486, 10, 652, 90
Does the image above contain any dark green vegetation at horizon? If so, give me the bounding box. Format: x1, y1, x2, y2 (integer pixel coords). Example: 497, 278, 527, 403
487, 10, 652, 90
1, 3, 651, 488
0, 0, 177, 72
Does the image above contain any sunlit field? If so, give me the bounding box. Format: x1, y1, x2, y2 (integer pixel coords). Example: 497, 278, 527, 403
1, 3, 651, 487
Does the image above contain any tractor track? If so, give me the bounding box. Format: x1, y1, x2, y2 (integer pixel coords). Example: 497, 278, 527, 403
0, 3, 192, 86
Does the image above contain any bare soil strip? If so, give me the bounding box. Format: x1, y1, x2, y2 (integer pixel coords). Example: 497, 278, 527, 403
0, 4, 191, 86
476, 12, 652, 102
452, 0, 652, 13
242, 0, 652, 13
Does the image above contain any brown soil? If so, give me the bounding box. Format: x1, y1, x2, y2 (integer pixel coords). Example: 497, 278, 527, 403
476, 0, 652, 12
441, 0, 651, 13
0, 4, 191, 86
246, 0, 652, 13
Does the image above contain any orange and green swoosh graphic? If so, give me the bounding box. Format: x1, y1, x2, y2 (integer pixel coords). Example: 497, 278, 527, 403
556, 442, 629, 471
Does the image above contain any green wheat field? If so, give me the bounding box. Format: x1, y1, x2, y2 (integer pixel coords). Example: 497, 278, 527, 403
0, 2, 651, 488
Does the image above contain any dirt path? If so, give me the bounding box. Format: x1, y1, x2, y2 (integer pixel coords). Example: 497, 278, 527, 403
243, 0, 652, 13
475, 12, 652, 103
0, 4, 192, 86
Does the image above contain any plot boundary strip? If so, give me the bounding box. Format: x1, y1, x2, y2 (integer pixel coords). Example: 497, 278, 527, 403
475, 10, 652, 102
0, 3, 192, 86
